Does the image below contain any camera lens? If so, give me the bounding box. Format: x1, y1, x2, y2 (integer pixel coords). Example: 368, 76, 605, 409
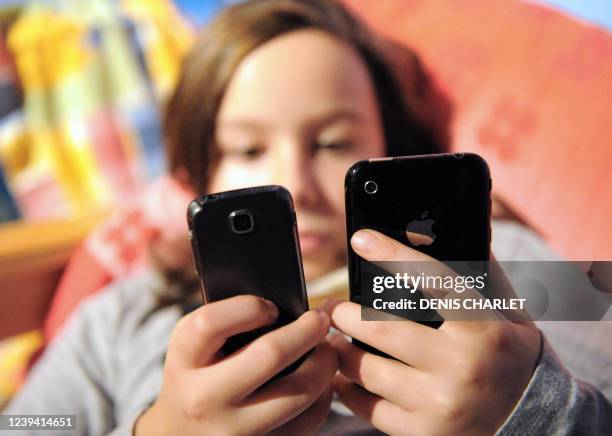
364, 180, 378, 194
229, 210, 254, 234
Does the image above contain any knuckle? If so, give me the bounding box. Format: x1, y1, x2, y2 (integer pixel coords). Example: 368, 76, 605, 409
434, 388, 464, 424
484, 325, 513, 352
302, 310, 323, 328
182, 391, 210, 420
258, 337, 286, 368
169, 315, 190, 344
458, 365, 485, 392
297, 311, 326, 340
367, 321, 388, 339
192, 310, 215, 336
452, 350, 487, 389
359, 360, 382, 387
243, 294, 268, 314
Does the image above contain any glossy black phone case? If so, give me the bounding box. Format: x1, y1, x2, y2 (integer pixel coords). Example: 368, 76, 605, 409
187, 185, 309, 377
345, 153, 491, 353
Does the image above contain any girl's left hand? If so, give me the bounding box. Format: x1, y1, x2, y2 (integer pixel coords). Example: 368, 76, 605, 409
325, 229, 541, 436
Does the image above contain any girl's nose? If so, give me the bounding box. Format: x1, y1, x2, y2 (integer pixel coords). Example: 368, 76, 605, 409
272, 140, 321, 209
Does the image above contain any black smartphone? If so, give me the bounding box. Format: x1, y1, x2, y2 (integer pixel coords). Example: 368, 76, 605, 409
187, 185, 309, 377
345, 153, 491, 352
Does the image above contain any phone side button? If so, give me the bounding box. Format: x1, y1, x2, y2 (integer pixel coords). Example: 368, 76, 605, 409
489, 178, 493, 191
192, 259, 199, 277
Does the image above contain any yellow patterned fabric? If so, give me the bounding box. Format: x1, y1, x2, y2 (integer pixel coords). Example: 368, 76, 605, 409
0, 330, 42, 408
0, 0, 194, 221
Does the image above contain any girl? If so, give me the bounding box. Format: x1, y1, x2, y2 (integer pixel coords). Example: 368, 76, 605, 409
8, 1, 611, 435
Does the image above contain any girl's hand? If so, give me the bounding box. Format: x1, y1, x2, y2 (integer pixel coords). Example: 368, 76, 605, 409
326, 229, 541, 435
136, 295, 337, 436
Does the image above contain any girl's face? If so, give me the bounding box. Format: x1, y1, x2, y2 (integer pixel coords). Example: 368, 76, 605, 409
209, 30, 386, 281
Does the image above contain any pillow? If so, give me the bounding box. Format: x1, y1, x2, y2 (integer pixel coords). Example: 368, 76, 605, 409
43, 175, 194, 342
344, 0, 612, 260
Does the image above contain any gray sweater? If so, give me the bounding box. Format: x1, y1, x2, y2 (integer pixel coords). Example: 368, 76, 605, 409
6, 221, 612, 435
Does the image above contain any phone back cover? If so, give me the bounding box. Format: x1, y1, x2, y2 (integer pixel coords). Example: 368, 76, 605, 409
345, 153, 491, 334
188, 186, 308, 355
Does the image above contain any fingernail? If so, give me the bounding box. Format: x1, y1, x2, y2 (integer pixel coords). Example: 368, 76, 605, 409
316, 308, 330, 332
351, 230, 378, 254
321, 298, 336, 313
263, 299, 279, 319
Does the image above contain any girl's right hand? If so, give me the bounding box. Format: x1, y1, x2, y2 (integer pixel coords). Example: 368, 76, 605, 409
135, 295, 337, 436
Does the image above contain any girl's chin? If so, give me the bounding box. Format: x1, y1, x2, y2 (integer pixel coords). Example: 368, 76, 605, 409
302, 257, 342, 283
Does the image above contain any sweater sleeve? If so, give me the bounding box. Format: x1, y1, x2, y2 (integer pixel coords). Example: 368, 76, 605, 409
496, 338, 612, 435
4, 291, 121, 435
106, 409, 147, 436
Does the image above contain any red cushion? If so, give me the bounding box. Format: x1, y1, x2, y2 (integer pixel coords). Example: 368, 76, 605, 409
43, 175, 194, 342
344, 0, 612, 260
43, 245, 112, 342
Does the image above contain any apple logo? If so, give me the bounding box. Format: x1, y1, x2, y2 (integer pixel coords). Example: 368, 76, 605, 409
405, 211, 436, 246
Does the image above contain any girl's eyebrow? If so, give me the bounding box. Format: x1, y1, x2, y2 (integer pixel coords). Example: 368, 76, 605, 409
308, 109, 365, 130
217, 108, 365, 132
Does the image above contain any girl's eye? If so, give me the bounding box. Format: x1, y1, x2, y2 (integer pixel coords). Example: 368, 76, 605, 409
225, 145, 265, 160
241, 146, 265, 159
315, 139, 353, 153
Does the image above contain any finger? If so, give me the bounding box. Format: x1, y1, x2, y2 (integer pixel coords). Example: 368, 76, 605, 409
438, 254, 534, 332
325, 299, 447, 368
351, 229, 500, 322
168, 295, 278, 368
268, 387, 334, 436
351, 229, 438, 262
219, 309, 331, 399
329, 333, 426, 410
333, 373, 413, 436
239, 341, 338, 433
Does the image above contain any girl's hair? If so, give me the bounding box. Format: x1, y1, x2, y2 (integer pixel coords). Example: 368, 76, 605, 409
164, 0, 449, 194
154, 0, 451, 307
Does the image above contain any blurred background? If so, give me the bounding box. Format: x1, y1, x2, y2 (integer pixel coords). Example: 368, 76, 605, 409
0, 0, 610, 408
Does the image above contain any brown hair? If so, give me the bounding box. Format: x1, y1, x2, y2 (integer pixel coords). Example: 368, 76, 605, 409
164, 0, 449, 194
155, 0, 451, 308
